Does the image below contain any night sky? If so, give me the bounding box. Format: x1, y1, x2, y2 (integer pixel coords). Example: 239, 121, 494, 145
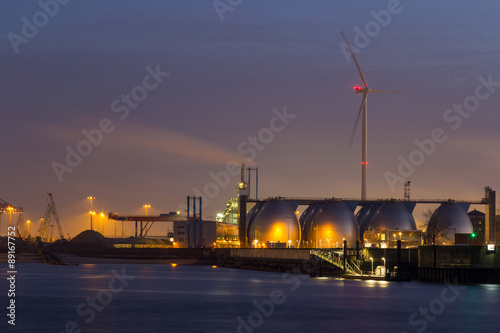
1, 0, 499, 237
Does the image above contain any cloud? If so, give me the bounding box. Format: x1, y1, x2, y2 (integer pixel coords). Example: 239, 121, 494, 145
38, 121, 253, 166
110, 123, 255, 166
447, 135, 500, 161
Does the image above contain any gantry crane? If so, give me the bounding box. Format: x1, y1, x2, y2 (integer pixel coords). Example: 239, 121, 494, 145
0, 198, 23, 234
38, 193, 68, 241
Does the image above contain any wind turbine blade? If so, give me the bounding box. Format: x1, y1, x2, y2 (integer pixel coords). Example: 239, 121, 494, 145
370, 89, 407, 94
350, 93, 367, 146
340, 31, 368, 88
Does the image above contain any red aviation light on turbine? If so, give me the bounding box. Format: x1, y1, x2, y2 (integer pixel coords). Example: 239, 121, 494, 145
353, 85, 362, 92
361, 161, 368, 165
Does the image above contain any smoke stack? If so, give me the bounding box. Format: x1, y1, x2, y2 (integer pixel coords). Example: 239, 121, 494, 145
238, 164, 248, 248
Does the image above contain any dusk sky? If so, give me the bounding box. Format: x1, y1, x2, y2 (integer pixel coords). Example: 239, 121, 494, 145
1, 0, 499, 237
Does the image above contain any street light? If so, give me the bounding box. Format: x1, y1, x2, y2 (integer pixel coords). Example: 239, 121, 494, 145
100, 212, 105, 235
253, 227, 259, 248
87, 196, 95, 230
90, 211, 96, 233
286, 216, 291, 248
314, 225, 319, 248
7, 206, 14, 227
27, 220, 31, 237
143, 204, 151, 217
370, 257, 373, 275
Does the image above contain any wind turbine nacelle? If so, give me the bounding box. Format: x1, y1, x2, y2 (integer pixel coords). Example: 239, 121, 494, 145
353, 85, 366, 94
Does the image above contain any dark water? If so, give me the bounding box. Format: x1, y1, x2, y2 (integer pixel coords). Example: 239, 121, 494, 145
1, 263, 499, 333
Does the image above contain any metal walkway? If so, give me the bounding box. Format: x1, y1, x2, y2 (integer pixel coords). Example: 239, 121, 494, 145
310, 249, 363, 275
247, 197, 486, 205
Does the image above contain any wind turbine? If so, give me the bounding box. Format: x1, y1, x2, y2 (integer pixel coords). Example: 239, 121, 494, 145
341, 32, 399, 200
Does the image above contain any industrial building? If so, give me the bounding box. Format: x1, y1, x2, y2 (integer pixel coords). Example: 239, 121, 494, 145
468, 209, 500, 244
166, 182, 497, 250
468, 209, 486, 243
230, 166, 497, 249
173, 220, 216, 248
150, 166, 497, 250
363, 230, 422, 248
214, 198, 243, 248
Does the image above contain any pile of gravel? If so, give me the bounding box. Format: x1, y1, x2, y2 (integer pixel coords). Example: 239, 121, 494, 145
69, 230, 113, 248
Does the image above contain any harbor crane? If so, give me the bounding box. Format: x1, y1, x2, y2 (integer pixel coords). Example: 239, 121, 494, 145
38, 193, 68, 241
0, 198, 23, 235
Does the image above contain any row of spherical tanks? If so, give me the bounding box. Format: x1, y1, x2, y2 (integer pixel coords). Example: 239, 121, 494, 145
246, 199, 473, 248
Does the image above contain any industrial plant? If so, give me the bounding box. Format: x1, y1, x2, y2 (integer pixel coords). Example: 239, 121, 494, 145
207, 165, 498, 251
2, 32, 499, 285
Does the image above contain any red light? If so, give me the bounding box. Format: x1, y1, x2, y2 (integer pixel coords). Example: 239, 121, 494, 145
353, 85, 361, 91
361, 161, 368, 165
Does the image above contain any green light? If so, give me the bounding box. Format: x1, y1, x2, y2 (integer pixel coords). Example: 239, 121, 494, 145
471, 232, 476, 238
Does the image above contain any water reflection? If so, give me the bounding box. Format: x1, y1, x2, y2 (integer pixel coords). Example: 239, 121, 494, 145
5, 263, 499, 333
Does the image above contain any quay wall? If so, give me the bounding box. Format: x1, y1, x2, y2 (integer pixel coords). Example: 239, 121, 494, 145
418, 246, 500, 283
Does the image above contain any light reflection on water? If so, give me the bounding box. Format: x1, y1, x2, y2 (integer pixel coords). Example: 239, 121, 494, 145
362, 280, 390, 287
2, 263, 498, 333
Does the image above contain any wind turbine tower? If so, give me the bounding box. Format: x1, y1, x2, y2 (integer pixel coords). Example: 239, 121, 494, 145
341, 32, 398, 200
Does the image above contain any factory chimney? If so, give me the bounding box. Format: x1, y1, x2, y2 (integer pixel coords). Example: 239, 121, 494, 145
238, 164, 248, 248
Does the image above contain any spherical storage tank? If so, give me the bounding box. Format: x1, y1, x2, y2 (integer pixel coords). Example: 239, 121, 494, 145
355, 206, 370, 226
426, 202, 473, 245
368, 201, 417, 231
247, 200, 300, 247
300, 203, 321, 247
299, 204, 316, 231
358, 204, 381, 240
247, 203, 263, 224
304, 201, 358, 248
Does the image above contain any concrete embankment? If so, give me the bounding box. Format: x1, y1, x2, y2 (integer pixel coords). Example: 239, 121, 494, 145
215, 248, 338, 275
419, 246, 500, 284
50, 246, 215, 264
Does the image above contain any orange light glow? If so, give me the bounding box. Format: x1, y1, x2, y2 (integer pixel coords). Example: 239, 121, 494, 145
171, 263, 178, 267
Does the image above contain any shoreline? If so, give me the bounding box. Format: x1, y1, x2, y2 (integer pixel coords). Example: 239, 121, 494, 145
0, 252, 213, 266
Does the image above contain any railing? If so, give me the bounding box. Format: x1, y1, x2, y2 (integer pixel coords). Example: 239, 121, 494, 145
310, 249, 362, 275
247, 197, 486, 205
